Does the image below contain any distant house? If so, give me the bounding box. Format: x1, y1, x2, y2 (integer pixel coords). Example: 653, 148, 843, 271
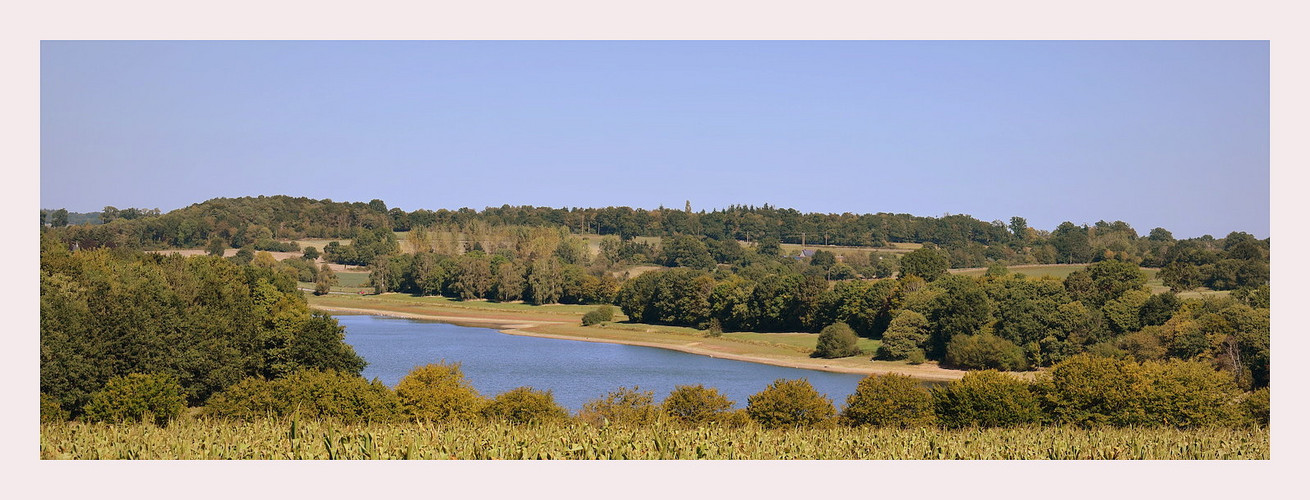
794, 249, 816, 260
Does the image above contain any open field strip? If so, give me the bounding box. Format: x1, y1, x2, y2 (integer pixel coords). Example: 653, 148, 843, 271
40, 418, 1269, 460
306, 293, 964, 380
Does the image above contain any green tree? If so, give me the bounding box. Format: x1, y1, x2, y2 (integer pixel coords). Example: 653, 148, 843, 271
394, 362, 484, 423
662, 384, 735, 426
82, 373, 186, 426
525, 258, 564, 305
1009, 216, 1028, 242
205, 237, 228, 257
1139, 292, 1181, 327
745, 378, 836, 428
1065, 259, 1147, 308
50, 208, 69, 227
1050, 222, 1094, 263
877, 310, 930, 360
899, 247, 949, 281
923, 275, 993, 357
302, 246, 321, 260
809, 249, 837, 269
812, 322, 861, 359
662, 235, 716, 270
492, 259, 526, 302
840, 373, 936, 428
945, 333, 1029, 371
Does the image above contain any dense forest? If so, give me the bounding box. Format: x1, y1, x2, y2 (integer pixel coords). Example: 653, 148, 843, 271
40, 195, 1270, 431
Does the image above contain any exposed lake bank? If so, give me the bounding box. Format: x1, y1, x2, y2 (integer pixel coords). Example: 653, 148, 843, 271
309, 294, 967, 382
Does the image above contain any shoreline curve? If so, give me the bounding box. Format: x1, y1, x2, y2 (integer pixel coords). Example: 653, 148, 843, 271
312, 305, 967, 382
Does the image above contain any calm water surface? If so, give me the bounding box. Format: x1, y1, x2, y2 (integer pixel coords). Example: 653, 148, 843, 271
337, 314, 869, 411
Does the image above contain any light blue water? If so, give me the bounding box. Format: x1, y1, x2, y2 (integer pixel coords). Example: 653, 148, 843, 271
337, 314, 869, 411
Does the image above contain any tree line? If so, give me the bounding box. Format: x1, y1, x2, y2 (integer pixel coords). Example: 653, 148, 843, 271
614, 250, 1269, 389
43, 196, 1268, 275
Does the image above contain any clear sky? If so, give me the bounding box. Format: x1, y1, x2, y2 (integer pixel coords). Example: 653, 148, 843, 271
40, 41, 1269, 238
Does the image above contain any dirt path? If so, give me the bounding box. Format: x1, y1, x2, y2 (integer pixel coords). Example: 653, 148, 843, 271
313, 305, 967, 381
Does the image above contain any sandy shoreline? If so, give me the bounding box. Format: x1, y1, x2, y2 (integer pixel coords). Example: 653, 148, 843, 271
312, 305, 967, 381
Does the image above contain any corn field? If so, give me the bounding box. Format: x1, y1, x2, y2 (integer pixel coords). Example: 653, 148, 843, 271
40, 418, 1268, 460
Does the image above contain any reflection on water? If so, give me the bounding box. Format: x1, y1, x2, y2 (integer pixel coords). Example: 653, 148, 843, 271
337, 314, 871, 411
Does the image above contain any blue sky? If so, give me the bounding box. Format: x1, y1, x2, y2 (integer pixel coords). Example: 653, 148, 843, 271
40, 41, 1269, 238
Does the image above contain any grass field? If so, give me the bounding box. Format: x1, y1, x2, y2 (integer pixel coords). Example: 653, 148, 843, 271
40, 418, 1268, 460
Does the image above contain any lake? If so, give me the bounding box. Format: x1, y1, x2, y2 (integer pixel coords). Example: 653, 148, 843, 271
337, 314, 870, 411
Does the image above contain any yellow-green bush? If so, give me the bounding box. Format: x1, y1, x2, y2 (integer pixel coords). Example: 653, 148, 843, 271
1140, 360, 1244, 428
841, 373, 935, 428
932, 370, 1043, 428
662, 384, 734, 426
746, 379, 835, 429
204, 370, 400, 423
1244, 387, 1269, 426
83, 373, 185, 426
41, 393, 69, 423
578, 386, 661, 427
394, 362, 484, 422
481, 387, 569, 424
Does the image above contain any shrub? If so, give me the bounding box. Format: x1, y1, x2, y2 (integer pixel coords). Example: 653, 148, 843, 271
581, 305, 616, 326
202, 377, 284, 420
481, 387, 569, 424
1244, 387, 1270, 426
273, 370, 400, 423
302, 246, 321, 260
662, 384, 735, 425
705, 317, 723, 338
1140, 360, 1245, 428
1036, 355, 1149, 427
945, 333, 1029, 371
83, 373, 186, 426
877, 310, 930, 360
204, 370, 400, 423
717, 408, 753, 428
394, 362, 484, 423
906, 349, 926, 365
41, 393, 69, 423
812, 322, 861, 359
745, 379, 836, 428
932, 370, 1044, 428
579, 386, 661, 427
841, 374, 935, 428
